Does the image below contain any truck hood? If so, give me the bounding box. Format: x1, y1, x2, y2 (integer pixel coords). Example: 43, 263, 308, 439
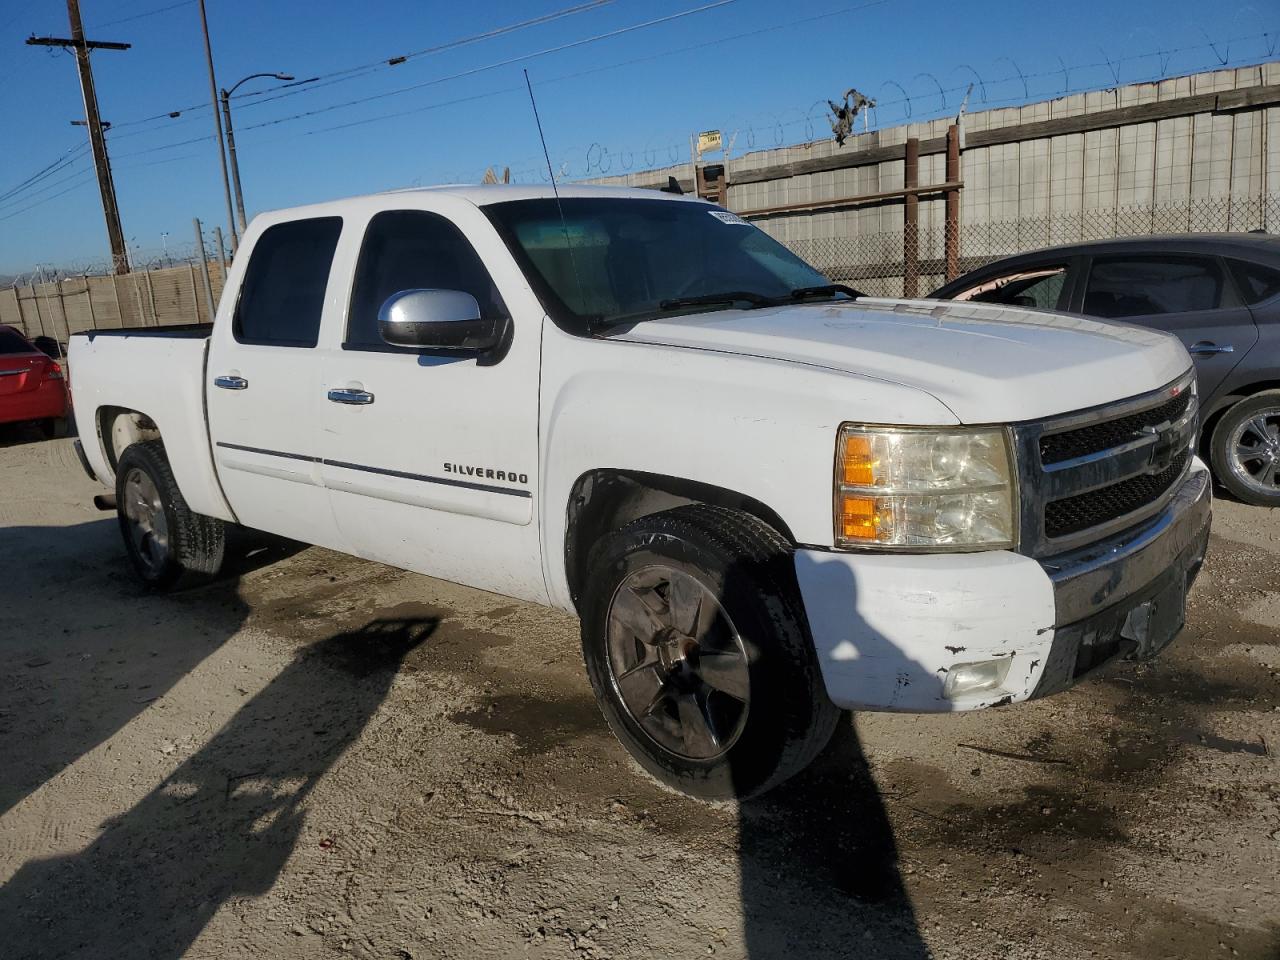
609, 298, 1191, 423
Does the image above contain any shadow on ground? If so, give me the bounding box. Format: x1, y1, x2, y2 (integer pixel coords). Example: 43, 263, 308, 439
0, 521, 298, 817
0, 615, 433, 960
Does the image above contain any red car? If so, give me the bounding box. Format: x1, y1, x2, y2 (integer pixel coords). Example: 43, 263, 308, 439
0, 324, 68, 437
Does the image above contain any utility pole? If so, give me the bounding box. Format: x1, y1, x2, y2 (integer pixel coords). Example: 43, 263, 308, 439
27, 1, 131, 274
195, 0, 238, 250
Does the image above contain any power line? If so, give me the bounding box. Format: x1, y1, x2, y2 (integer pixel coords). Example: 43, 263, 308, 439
232, 0, 740, 134
0, 141, 90, 205
87, 0, 193, 30
104, 0, 623, 133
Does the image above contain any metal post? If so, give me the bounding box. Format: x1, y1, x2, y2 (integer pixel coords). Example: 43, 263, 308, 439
214, 225, 228, 268
196, 0, 238, 248
110, 273, 124, 327
194, 218, 217, 322
221, 91, 248, 233
143, 269, 157, 325
903, 137, 920, 299
84, 275, 97, 330
945, 125, 960, 280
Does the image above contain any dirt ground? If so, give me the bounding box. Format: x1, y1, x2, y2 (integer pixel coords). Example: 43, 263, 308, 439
1, 428, 1277, 960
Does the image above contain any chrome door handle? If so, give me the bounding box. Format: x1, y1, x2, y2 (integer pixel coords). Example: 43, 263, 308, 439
327, 388, 375, 405
214, 375, 248, 390
1188, 342, 1234, 356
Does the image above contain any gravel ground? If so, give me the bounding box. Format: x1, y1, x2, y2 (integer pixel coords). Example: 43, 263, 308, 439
1, 430, 1278, 960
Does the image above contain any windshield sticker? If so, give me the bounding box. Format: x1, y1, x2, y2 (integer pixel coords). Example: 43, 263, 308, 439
709, 210, 749, 226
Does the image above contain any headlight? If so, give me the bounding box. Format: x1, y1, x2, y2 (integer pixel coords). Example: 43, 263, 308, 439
834, 425, 1016, 550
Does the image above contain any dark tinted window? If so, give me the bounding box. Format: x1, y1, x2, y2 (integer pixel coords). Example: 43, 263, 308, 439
0, 328, 33, 354
955, 265, 1068, 309
1083, 256, 1224, 318
1229, 259, 1280, 305
346, 210, 506, 349
234, 217, 342, 346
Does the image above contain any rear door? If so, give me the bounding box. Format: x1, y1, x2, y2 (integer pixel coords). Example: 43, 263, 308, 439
1074, 254, 1257, 399
205, 216, 347, 548
316, 201, 546, 603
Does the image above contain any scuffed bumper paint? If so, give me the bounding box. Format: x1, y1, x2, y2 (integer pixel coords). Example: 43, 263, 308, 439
795, 458, 1212, 713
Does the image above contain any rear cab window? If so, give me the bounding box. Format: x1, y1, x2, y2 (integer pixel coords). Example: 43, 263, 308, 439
1083, 256, 1226, 318
234, 217, 343, 347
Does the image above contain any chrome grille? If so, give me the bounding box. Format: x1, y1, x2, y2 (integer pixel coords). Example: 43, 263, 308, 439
1013, 372, 1198, 557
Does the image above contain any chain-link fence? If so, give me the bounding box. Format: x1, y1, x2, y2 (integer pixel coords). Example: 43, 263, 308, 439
782, 193, 1280, 299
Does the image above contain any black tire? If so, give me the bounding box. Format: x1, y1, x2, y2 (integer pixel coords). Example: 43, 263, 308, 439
580, 504, 841, 801
1209, 391, 1280, 507
115, 439, 226, 590
38, 418, 58, 440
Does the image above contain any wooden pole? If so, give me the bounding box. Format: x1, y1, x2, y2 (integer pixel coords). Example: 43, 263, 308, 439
945, 124, 961, 280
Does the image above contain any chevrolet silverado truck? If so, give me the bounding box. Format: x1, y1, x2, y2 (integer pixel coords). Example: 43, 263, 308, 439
68, 185, 1211, 800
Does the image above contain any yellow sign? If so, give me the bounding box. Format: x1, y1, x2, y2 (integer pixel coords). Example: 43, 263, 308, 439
696, 129, 722, 156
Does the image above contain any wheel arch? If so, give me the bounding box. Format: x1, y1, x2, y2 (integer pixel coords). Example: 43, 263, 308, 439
562, 468, 796, 612
96, 405, 163, 479
1200, 379, 1280, 457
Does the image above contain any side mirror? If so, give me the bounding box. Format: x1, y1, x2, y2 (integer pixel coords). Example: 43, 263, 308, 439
378, 289, 510, 357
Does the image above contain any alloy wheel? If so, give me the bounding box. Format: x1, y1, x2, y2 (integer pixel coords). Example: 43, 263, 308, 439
122, 467, 170, 576
605, 565, 750, 761
1227, 408, 1280, 497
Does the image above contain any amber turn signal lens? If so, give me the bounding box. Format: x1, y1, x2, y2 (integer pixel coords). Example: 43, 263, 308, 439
839, 495, 879, 540
840, 435, 876, 486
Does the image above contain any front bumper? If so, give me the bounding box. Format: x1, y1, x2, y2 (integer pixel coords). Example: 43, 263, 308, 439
794, 457, 1212, 712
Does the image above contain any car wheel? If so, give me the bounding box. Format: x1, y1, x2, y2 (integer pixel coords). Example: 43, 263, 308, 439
115, 439, 226, 590
38, 418, 58, 439
1210, 391, 1280, 507
580, 504, 841, 801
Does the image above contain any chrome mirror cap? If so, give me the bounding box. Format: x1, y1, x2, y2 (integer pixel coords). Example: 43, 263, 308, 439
378, 289, 508, 355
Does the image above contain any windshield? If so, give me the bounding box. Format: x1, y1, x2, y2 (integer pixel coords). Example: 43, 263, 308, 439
483, 197, 833, 334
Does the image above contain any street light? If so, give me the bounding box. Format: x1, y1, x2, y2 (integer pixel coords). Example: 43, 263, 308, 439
220, 71, 293, 235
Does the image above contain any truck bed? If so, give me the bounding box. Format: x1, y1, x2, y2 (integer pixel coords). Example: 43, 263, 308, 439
68, 329, 234, 522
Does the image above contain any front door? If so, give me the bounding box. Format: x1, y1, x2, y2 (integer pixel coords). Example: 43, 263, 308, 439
206, 215, 347, 549
317, 203, 546, 603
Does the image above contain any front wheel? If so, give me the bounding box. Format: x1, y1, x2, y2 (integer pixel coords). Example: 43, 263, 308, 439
115, 439, 226, 590
580, 504, 841, 801
1210, 391, 1280, 507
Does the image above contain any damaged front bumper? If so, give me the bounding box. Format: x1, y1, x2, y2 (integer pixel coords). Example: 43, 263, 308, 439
793, 457, 1212, 713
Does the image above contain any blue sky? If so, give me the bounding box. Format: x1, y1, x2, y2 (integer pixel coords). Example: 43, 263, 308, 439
0, 0, 1274, 275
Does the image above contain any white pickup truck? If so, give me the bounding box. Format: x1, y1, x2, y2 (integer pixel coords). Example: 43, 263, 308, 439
69, 185, 1211, 799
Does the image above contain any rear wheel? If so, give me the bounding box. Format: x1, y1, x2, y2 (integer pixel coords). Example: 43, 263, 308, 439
580, 504, 841, 801
115, 439, 226, 590
38, 418, 58, 439
1210, 391, 1280, 507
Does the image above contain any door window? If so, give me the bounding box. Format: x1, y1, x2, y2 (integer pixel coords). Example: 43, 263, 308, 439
1083, 257, 1225, 319
952, 265, 1069, 309
346, 210, 507, 351
1228, 259, 1280, 306
233, 217, 342, 347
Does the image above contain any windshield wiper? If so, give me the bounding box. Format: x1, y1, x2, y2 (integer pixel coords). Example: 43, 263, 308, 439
590, 285, 865, 334
657, 291, 776, 310
786, 283, 866, 301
